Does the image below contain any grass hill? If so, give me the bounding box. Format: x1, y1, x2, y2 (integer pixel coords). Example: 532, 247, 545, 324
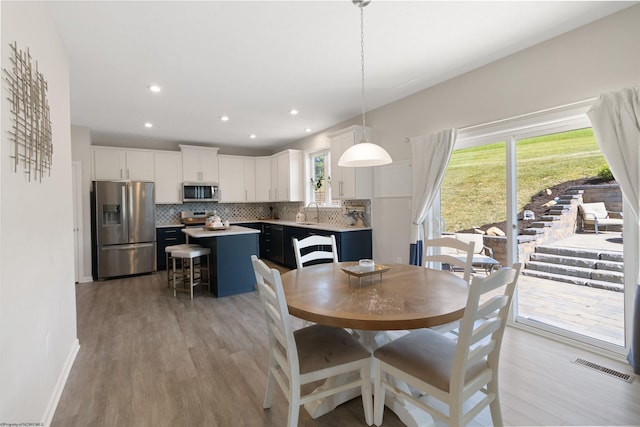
440, 128, 609, 233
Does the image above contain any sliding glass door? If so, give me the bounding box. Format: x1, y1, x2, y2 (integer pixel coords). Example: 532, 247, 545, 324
514, 128, 625, 350
440, 107, 634, 356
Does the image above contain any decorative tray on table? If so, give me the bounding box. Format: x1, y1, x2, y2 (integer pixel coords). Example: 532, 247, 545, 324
340, 262, 390, 278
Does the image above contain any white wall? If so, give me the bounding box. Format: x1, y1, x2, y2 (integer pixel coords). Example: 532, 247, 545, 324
286, 4, 640, 264
71, 125, 93, 282
1, 2, 79, 425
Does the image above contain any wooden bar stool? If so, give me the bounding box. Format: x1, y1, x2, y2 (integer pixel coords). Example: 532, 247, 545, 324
171, 246, 211, 299
165, 244, 199, 288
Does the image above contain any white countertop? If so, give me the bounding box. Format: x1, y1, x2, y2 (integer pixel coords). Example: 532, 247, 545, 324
156, 223, 185, 229
249, 220, 371, 233
182, 225, 260, 239
158, 220, 370, 233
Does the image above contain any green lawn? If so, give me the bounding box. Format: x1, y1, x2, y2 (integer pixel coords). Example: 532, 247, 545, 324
441, 128, 608, 232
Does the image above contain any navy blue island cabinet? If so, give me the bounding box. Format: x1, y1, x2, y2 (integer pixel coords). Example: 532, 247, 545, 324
184, 226, 260, 297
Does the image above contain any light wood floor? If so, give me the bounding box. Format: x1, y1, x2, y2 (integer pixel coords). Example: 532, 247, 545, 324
52, 271, 640, 426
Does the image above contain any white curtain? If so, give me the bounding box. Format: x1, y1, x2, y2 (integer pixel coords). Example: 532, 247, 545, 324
587, 85, 640, 373
409, 128, 457, 265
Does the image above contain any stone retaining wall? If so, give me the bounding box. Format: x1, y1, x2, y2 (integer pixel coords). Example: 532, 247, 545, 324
479, 184, 621, 266
572, 183, 622, 212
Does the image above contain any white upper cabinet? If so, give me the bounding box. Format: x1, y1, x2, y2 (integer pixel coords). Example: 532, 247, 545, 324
154, 151, 182, 204
90, 144, 303, 204
271, 150, 303, 202
244, 157, 256, 202
329, 125, 373, 199
218, 155, 256, 202
220, 153, 299, 202
92, 146, 155, 181
180, 145, 219, 183
255, 157, 272, 202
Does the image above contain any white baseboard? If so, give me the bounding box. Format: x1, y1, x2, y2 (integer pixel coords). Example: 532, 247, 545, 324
78, 275, 93, 283
42, 339, 80, 427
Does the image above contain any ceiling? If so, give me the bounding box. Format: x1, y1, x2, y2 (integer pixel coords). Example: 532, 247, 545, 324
47, 1, 634, 153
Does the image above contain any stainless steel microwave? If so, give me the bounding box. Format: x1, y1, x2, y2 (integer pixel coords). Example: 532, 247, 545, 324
182, 182, 219, 202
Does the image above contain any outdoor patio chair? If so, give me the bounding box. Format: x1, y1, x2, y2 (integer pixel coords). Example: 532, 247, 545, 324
453, 233, 501, 274
578, 202, 623, 235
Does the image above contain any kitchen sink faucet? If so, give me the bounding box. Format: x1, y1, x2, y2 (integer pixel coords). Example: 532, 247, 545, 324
306, 202, 320, 223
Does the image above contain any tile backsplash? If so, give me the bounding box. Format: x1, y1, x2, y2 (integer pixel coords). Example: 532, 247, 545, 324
156, 200, 371, 227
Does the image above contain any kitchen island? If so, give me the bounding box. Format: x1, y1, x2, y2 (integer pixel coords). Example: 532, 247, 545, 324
183, 225, 260, 297
242, 220, 372, 270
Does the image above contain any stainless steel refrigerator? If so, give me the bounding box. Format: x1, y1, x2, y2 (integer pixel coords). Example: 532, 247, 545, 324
92, 181, 156, 279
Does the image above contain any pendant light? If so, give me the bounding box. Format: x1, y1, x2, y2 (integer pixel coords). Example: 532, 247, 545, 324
338, 0, 392, 167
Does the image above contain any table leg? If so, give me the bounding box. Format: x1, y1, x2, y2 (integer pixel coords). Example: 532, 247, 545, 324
303, 375, 362, 418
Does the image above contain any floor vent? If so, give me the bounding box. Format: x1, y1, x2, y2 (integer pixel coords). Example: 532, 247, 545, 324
572, 358, 634, 383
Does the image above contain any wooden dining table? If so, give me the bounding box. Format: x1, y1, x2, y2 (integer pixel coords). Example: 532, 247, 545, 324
280, 262, 469, 427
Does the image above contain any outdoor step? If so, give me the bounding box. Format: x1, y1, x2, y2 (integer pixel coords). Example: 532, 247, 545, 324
591, 270, 624, 284
521, 270, 624, 292
540, 215, 562, 221
535, 245, 601, 259
584, 279, 624, 292
530, 221, 553, 228
596, 260, 624, 272
529, 253, 596, 269
529, 253, 623, 271
601, 252, 624, 262
522, 228, 546, 236
522, 269, 587, 286
525, 261, 592, 279
559, 194, 582, 200
525, 262, 623, 284
547, 207, 569, 215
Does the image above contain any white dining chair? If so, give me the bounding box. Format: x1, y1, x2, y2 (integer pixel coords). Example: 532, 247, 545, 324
372, 263, 521, 427
423, 236, 476, 336
292, 234, 339, 269
251, 255, 373, 427
424, 236, 475, 284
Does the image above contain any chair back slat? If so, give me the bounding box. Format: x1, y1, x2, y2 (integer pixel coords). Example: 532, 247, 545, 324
424, 237, 475, 283
476, 295, 508, 320
468, 317, 501, 348
452, 264, 521, 391
293, 235, 339, 269
252, 255, 300, 377
466, 338, 496, 366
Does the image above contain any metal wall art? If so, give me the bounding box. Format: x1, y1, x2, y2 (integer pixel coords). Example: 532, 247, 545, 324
3, 41, 53, 182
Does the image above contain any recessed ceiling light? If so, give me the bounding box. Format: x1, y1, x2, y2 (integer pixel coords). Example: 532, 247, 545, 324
290, 109, 299, 115
144, 122, 153, 128
305, 128, 312, 133
220, 115, 229, 122
249, 134, 257, 139
148, 85, 161, 93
